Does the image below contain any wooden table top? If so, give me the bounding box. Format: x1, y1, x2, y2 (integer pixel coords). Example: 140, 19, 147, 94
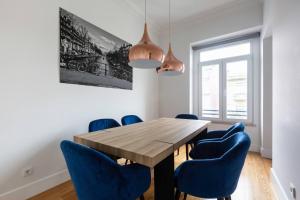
74, 118, 210, 167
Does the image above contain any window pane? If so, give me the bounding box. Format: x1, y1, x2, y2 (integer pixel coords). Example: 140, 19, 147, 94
202, 64, 219, 118
200, 42, 250, 62
226, 60, 248, 119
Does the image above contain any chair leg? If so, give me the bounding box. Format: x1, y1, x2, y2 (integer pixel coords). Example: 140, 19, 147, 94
185, 144, 189, 160
183, 193, 187, 200
177, 148, 180, 156
130, 160, 134, 164
139, 194, 145, 200
125, 159, 128, 165
175, 189, 181, 200
225, 196, 231, 200
190, 143, 194, 149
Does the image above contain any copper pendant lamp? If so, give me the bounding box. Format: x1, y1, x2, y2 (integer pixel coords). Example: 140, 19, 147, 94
128, 0, 164, 69
157, 0, 185, 76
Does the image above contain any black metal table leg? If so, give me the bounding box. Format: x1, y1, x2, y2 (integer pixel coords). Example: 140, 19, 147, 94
154, 153, 175, 200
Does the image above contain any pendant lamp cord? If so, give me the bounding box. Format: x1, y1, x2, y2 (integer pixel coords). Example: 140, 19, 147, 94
169, 0, 171, 45
145, 0, 147, 23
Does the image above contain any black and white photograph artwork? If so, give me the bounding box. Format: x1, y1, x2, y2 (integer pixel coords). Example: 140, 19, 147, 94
59, 8, 133, 90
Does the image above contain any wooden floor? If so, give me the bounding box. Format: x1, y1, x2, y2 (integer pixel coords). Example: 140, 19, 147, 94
29, 146, 276, 200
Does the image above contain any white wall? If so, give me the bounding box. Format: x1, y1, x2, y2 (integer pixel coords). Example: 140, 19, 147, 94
264, 0, 300, 199
0, 0, 159, 199
260, 0, 274, 159
260, 36, 273, 158
158, 0, 263, 151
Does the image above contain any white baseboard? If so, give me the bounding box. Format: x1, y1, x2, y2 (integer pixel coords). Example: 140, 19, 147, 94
271, 168, 289, 200
261, 147, 272, 159
0, 169, 70, 200
249, 144, 260, 152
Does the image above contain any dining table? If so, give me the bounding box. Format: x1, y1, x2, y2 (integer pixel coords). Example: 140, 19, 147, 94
74, 117, 210, 200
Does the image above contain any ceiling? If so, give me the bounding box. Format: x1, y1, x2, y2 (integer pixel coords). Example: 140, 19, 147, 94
125, 0, 260, 29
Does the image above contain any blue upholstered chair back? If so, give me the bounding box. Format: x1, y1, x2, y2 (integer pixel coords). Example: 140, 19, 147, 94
217, 132, 250, 195
89, 118, 120, 132
175, 114, 198, 120
61, 141, 151, 200
175, 132, 251, 199
222, 122, 245, 139
121, 115, 143, 126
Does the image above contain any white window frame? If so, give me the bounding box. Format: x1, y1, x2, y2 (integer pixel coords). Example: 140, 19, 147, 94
193, 38, 260, 124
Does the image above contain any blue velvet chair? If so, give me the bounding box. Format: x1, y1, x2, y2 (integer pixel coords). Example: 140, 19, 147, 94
199, 122, 245, 142
121, 115, 143, 126
175, 114, 198, 120
174, 132, 251, 200
175, 114, 199, 160
61, 140, 150, 200
89, 118, 121, 132
89, 118, 121, 162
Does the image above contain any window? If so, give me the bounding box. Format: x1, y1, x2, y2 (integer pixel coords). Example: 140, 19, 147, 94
194, 36, 259, 123
226, 60, 248, 119
200, 42, 251, 62
201, 64, 220, 118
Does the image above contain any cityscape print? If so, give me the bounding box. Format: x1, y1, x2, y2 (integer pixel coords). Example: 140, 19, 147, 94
59, 8, 133, 90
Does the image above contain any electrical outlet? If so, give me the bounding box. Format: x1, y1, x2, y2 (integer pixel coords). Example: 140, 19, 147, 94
22, 167, 33, 177
290, 183, 296, 200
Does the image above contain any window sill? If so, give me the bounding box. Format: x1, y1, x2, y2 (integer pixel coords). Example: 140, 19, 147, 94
203, 120, 256, 127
